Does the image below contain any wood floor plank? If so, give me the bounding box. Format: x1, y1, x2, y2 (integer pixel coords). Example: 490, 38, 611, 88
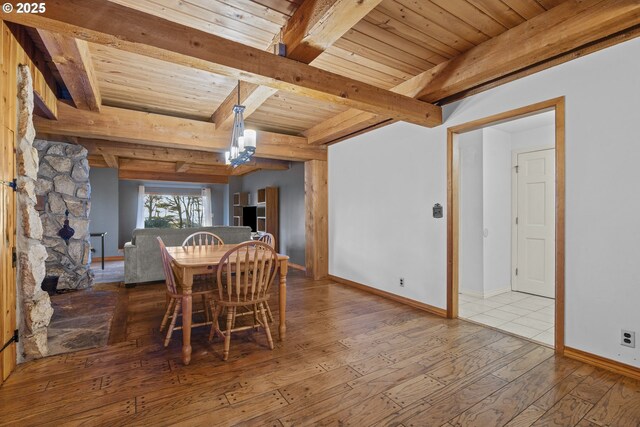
584, 376, 640, 427
397, 375, 508, 426
534, 371, 589, 411
575, 419, 604, 427
1, 272, 639, 425
504, 405, 546, 427
313, 392, 401, 426
450, 356, 581, 426
280, 362, 429, 426
531, 394, 593, 426
427, 347, 505, 385
384, 374, 447, 407
280, 365, 360, 404
225, 363, 327, 403
492, 346, 556, 382
569, 368, 621, 405
241, 383, 355, 427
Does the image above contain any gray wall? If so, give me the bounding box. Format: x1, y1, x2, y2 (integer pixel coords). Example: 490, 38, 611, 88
118, 179, 141, 248
88, 168, 120, 257
227, 176, 242, 225
231, 162, 305, 266
117, 179, 228, 248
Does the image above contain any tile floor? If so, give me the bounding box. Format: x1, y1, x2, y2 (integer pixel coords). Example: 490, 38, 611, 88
459, 291, 555, 346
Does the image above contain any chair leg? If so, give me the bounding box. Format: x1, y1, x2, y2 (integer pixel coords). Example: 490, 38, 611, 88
223, 307, 235, 361
264, 301, 274, 323
164, 299, 181, 347
203, 295, 210, 324
160, 298, 175, 332
231, 306, 237, 329
259, 302, 274, 350
209, 303, 221, 342
253, 304, 259, 329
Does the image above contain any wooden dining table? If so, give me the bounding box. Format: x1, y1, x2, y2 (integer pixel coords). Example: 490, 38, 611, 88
166, 244, 289, 365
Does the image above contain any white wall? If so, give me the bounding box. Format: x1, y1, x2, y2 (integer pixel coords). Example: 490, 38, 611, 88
329, 125, 445, 305
512, 124, 555, 152
458, 130, 484, 296
329, 37, 640, 367
482, 128, 512, 295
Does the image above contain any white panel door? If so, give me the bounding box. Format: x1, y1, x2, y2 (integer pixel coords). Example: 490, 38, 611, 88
514, 149, 555, 298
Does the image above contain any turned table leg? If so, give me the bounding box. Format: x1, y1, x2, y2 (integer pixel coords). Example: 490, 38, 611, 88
278, 260, 288, 341
181, 269, 194, 365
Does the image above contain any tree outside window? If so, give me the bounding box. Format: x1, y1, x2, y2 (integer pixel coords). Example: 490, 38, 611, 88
144, 194, 204, 229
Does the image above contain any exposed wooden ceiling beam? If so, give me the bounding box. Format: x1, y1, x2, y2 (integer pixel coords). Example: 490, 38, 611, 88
82, 139, 293, 177
231, 158, 291, 176
119, 158, 230, 176
282, 0, 383, 63
212, 84, 276, 131
117, 158, 229, 183
87, 154, 107, 168
211, 0, 383, 130
34, 101, 327, 161
119, 170, 229, 184
416, 0, 640, 102
102, 153, 119, 168
175, 161, 190, 173
304, 66, 432, 144
89, 151, 290, 178
5, 22, 58, 118
305, 0, 640, 144
4, 0, 441, 127
80, 139, 227, 165
36, 30, 102, 111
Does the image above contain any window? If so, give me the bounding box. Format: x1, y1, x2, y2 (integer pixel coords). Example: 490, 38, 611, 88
144, 194, 205, 229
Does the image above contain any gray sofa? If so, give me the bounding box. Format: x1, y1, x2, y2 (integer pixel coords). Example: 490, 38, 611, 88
124, 226, 251, 285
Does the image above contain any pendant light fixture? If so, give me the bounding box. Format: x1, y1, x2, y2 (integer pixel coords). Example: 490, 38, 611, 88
225, 81, 257, 167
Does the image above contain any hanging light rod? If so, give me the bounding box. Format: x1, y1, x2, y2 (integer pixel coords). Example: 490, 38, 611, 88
225, 82, 257, 167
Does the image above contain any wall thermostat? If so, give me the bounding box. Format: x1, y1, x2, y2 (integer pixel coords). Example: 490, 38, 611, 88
433, 203, 443, 218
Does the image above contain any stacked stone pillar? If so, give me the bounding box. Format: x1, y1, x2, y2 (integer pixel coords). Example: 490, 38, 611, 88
16, 65, 53, 360
34, 139, 93, 290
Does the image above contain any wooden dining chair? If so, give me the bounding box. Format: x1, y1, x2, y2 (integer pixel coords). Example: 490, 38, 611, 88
182, 231, 224, 249
182, 231, 223, 292
209, 241, 279, 361
257, 233, 275, 248
158, 237, 217, 347
252, 233, 276, 324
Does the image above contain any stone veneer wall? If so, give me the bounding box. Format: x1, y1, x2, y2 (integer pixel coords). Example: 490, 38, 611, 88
34, 140, 94, 290
16, 65, 53, 360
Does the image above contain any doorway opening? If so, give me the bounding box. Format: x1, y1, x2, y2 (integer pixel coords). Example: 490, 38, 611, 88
447, 98, 565, 352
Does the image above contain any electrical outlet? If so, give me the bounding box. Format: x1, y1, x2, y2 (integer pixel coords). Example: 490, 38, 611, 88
399, 278, 405, 287
621, 330, 635, 348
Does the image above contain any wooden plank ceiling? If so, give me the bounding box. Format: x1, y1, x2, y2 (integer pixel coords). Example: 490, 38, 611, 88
85, 0, 567, 132
11, 0, 639, 181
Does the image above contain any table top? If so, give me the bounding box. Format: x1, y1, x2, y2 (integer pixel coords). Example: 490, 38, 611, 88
90, 232, 107, 237
167, 244, 288, 268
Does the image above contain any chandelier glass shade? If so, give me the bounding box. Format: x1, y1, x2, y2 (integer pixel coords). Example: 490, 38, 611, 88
225, 83, 257, 167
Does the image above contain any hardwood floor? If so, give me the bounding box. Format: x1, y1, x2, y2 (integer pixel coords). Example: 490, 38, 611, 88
1, 271, 639, 426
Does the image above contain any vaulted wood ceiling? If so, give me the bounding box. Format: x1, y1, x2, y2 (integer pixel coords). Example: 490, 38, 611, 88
6, 0, 640, 181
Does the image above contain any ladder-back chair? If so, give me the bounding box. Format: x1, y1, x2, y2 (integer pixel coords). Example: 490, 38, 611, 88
158, 237, 216, 347
182, 232, 224, 250
257, 233, 275, 248
209, 241, 279, 360
254, 233, 276, 323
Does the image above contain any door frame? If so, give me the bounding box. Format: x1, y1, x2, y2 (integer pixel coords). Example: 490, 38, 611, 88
446, 97, 565, 354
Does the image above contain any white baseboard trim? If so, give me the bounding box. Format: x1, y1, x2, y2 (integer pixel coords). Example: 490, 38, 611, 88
460, 287, 511, 299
